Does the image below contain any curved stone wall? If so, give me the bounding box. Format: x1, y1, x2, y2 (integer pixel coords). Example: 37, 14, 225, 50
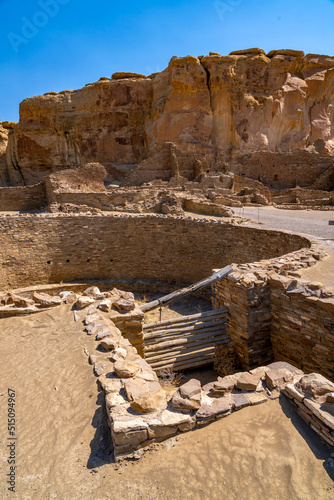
0, 213, 311, 291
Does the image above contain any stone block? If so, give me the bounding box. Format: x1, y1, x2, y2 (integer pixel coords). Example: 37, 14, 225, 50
196, 397, 233, 421
236, 373, 261, 391
114, 360, 140, 378
100, 337, 119, 351
172, 379, 202, 410
233, 393, 251, 411
245, 392, 268, 406
125, 377, 167, 412
265, 368, 293, 390
160, 409, 192, 427
298, 373, 334, 397
284, 383, 304, 402
304, 399, 334, 430
76, 296, 95, 309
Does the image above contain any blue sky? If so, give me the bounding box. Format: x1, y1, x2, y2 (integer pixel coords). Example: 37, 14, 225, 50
0, 0, 334, 121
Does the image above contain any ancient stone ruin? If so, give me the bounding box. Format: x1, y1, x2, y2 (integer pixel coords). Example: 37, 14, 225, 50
0, 48, 333, 461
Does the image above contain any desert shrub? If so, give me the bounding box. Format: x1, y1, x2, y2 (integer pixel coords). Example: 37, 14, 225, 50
213, 344, 238, 377
157, 367, 184, 387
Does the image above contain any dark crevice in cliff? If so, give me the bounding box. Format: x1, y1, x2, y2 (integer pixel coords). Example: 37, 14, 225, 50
199, 60, 217, 159
6, 130, 26, 186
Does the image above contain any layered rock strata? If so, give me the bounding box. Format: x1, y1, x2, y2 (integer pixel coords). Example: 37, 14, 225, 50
4, 50, 334, 189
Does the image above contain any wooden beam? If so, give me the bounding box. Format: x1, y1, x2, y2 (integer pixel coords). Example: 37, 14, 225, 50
140, 266, 233, 313
143, 307, 228, 329
143, 318, 228, 340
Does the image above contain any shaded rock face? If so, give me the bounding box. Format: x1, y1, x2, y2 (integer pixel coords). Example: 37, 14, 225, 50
0, 122, 10, 186
6, 50, 334, 186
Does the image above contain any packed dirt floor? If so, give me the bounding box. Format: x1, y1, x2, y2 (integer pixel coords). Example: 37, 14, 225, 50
0, 303, 334, 500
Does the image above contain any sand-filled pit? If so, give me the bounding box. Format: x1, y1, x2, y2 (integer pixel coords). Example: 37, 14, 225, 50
0, 304, 333, 499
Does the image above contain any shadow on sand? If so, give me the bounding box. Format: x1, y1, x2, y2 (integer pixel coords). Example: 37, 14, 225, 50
87, 382, 114, 469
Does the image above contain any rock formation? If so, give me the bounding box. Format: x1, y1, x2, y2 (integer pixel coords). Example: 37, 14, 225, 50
0, 120, 16, 186
2, 49, 334, 192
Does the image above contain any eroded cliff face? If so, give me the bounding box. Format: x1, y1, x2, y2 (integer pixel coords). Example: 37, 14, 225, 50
5, 49, 334, 187
0, 122, 8, 185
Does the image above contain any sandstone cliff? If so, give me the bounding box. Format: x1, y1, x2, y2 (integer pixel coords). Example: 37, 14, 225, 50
4, 49, 334, 189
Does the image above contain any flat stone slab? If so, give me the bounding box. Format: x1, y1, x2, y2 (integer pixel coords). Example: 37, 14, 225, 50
236, 373, 261, 392
304, 399, 334, 430
284, 383, 305, 402
233, 393, 251, 411
172, 379, 202, 410
265, 368, 294, 390
196, 397, 233, 421
267, 361, 304, 376
160, 409, 192, 427
245, 392, 268, 406
114, 360, 140, 378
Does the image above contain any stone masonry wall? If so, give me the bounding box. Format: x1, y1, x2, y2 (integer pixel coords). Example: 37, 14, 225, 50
269, 275, 334, 381
212, 244, 333, 378
0, 213, 310, 291
213, 275, 273, 369
0, 182, 46, 211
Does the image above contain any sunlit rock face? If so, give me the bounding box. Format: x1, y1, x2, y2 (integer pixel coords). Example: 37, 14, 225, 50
5, 49, 334, 186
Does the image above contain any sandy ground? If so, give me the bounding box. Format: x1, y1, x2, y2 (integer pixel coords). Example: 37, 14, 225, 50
0, 207, 334, 498
0, 304, 333, 499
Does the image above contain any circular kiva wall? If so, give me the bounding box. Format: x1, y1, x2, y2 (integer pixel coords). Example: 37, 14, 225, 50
0, 214, 311, 291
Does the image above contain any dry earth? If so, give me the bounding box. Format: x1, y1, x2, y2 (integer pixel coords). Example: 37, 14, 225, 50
0, 303, 334, 500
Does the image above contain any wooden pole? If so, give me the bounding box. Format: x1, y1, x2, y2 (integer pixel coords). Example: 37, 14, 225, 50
140, 266, 233, 313
143, 307, 228, 329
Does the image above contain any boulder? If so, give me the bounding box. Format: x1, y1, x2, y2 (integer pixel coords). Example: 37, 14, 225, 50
96, 326, 121, 340
1, 293, 35, 308
108, 348, 127, 362
98, 375, 123, 394
236, 373, 261, 392
113, 298, 136, 312
172, 379, 202, 410
100, 337, 119, 351
267, 361, 304, 376
85, 322, 106, 336
160, 409, 192, 427
212, 377, 235, 395
112, 418, 148, 446
76, 296, 95, 309
233, 393, 251, 411
124, 377, 167, 412
83, 286, 101, 297
84, 312, 103, 325
99, 299, 112, 312
94, 363, 107, 377
114, 360, 140, 378
33, 292, 62, 307
265, 368, 294, 390
297, 373, 334, 397
59, 291, 77, 304
196, 397, 233, 421
105, 391, 127, 409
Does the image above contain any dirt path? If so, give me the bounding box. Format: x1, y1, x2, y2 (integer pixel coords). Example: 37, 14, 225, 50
0, 305, 333, 499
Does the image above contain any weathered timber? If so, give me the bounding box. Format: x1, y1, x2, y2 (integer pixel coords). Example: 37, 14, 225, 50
143, 307, 228, 329
140, 267, 233, 312
143, 319, 228, 340
144, 329, 229, 352
149, 347, 216, 369
144, 337, 230, 362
